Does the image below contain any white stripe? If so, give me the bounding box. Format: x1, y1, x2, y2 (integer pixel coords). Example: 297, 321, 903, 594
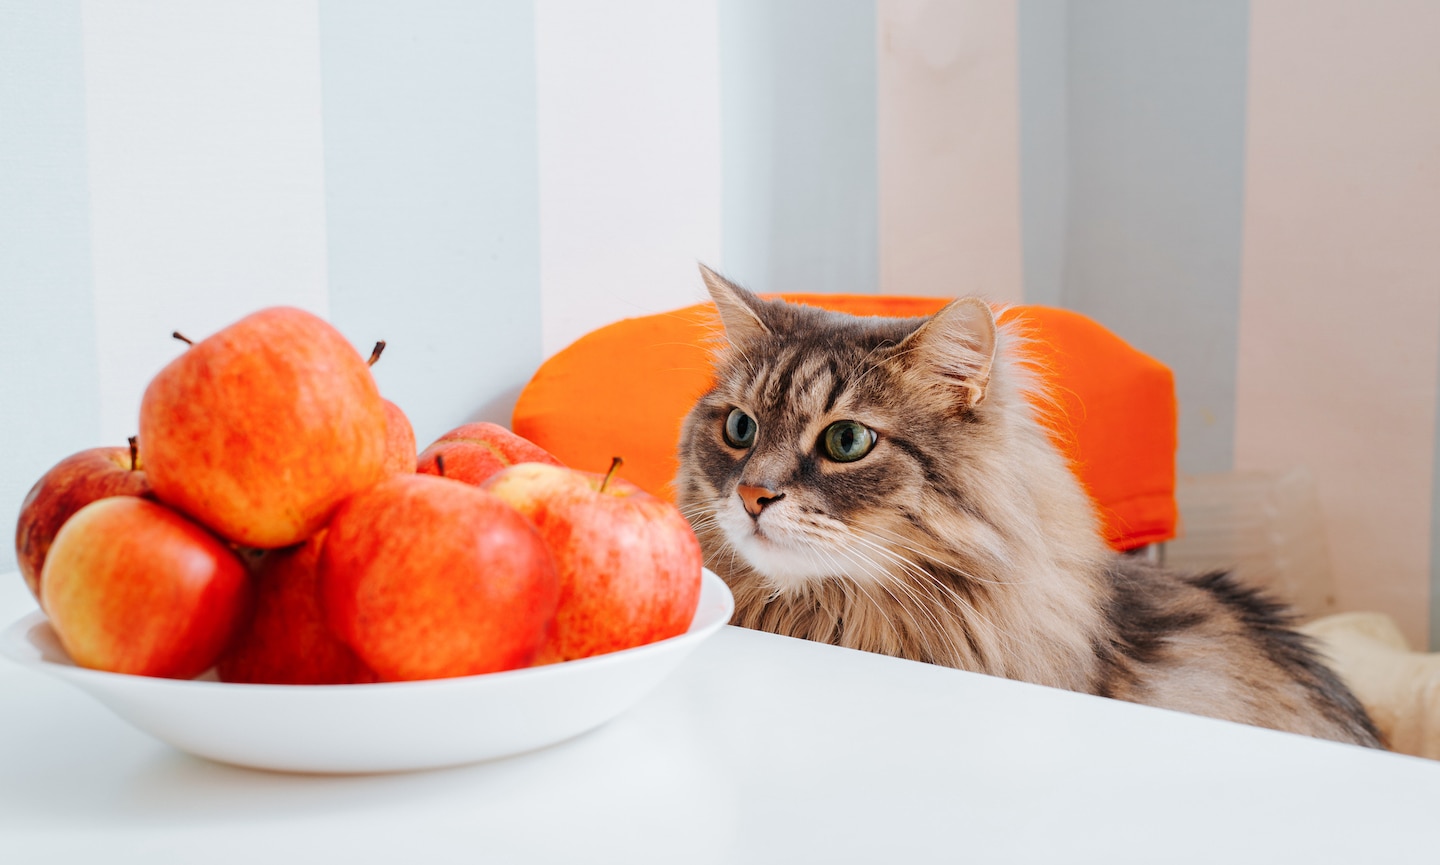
535, 0, 723, 359
82, 0, 329, 442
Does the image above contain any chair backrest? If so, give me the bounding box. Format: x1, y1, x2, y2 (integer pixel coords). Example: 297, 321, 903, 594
513, 294, 1177, 551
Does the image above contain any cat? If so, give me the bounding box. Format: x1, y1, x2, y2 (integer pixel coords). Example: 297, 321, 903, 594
675, 265, 1382, 749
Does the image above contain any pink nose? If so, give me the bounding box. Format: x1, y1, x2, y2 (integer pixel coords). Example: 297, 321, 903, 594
737, 484, 785, 517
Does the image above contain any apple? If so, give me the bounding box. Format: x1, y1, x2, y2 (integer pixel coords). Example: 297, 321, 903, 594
319, 473, 560, 681
14, 439, 153, 607
363, 340, 417, 476
138, 306, 388, 548
416, 421, 563, 486
40, 496, 252, 679
381, 400, 417, 475
483, 459, 702, 663
217, 533, 379, 685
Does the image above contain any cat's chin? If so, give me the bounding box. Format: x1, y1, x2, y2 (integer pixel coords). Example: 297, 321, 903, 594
723, 526, 845, 592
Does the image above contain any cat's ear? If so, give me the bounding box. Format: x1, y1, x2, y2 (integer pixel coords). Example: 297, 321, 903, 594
699, 263, 770, 347
899, 297, 997, 407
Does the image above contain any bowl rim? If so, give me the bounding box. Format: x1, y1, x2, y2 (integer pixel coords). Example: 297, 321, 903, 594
1, 568, 734, 694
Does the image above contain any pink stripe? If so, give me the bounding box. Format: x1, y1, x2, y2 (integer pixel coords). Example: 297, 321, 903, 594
1235, 0, 1440, 646
877, 0, 1023, 303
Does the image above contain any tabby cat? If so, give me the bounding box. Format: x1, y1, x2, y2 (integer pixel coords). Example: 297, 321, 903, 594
676, 266, 1381, 748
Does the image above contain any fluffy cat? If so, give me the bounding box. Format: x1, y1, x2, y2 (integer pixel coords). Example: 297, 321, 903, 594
675, 266, 1381, 748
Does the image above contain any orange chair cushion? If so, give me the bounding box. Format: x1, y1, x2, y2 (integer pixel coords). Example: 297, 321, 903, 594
512, 295, 1177, 551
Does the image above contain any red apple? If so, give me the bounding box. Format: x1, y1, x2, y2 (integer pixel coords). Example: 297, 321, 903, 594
15, 440, 153, 606
40, 496, 253, 679
138, 306, 388, 548
381, 399, 417, 475
416, 421, 563, 486
217, 533, 378, 685
319, 473, 560, 681
483, 460, 702, 663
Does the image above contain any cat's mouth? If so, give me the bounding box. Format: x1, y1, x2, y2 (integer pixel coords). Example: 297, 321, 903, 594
748, 521, 776, 543
718, 499, 847, 588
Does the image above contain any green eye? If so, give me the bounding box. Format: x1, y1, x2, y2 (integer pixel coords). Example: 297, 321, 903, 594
822, 420, 876, 462
724, 409, 757, 448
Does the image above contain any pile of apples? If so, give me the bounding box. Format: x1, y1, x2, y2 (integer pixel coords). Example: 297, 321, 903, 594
14, 307, 703, 684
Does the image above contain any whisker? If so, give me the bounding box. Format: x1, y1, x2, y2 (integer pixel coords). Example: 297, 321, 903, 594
843, 531, 1012, 662
860, 524, 1034, 587
829, 544, 965, 665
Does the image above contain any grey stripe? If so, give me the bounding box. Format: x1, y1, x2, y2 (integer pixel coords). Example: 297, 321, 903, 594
718, 0, 879, 295
1018, 0, 1069, 309
0, 1, 101, 574
1431, 345, 1440, 650
318, 0, 542, 446
1024, 0, 1251, 476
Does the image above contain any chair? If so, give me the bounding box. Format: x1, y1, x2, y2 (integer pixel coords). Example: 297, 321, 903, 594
512, 294, 1177, 552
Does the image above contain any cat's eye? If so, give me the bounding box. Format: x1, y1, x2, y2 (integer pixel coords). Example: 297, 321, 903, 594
724, 409, 757, 449
822, 420, 876, 463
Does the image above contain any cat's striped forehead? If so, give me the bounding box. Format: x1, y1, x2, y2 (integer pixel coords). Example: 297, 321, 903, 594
736, 351, 843, 416
714, 316, 919, 420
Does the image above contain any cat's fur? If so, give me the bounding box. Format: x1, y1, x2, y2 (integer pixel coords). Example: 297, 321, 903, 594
675, 266, 1382, 748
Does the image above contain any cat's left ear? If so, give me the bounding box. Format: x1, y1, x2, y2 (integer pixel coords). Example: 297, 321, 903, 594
899, 298, 997, 407
699, 263, 771, 348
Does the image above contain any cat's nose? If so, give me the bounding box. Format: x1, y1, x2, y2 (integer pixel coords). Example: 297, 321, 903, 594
737, 484, 785, 517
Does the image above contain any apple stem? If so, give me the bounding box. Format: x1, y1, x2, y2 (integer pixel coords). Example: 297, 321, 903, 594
172, 331, 193, 346
127, 436, 139, 471
367, 340, 386, 367
600, 457, 624, 493
435, 454, 446, 477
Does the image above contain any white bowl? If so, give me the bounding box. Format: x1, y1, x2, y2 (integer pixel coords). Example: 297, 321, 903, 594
0, 569, 733, 774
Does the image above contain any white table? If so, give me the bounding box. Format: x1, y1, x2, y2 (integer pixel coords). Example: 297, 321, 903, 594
2, 571, 1438, 864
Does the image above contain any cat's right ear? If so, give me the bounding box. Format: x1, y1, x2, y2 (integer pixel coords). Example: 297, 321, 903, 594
899, 297, 998, 408
699, 264, 770, 348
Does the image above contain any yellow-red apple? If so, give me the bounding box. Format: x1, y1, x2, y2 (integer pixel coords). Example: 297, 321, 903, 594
416, 421, 562, 485
15, 440, 153, 606
381, 399, 417, 476
217, 533, 379, 685
138, 306, 388, 548
40, 496, 253, 679
363, 340, 417, 476
319, 474, 560, 681
483, 460, 702, 663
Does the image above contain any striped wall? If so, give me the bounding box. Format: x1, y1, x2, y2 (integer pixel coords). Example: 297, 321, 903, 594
3, 1, 1439, 648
